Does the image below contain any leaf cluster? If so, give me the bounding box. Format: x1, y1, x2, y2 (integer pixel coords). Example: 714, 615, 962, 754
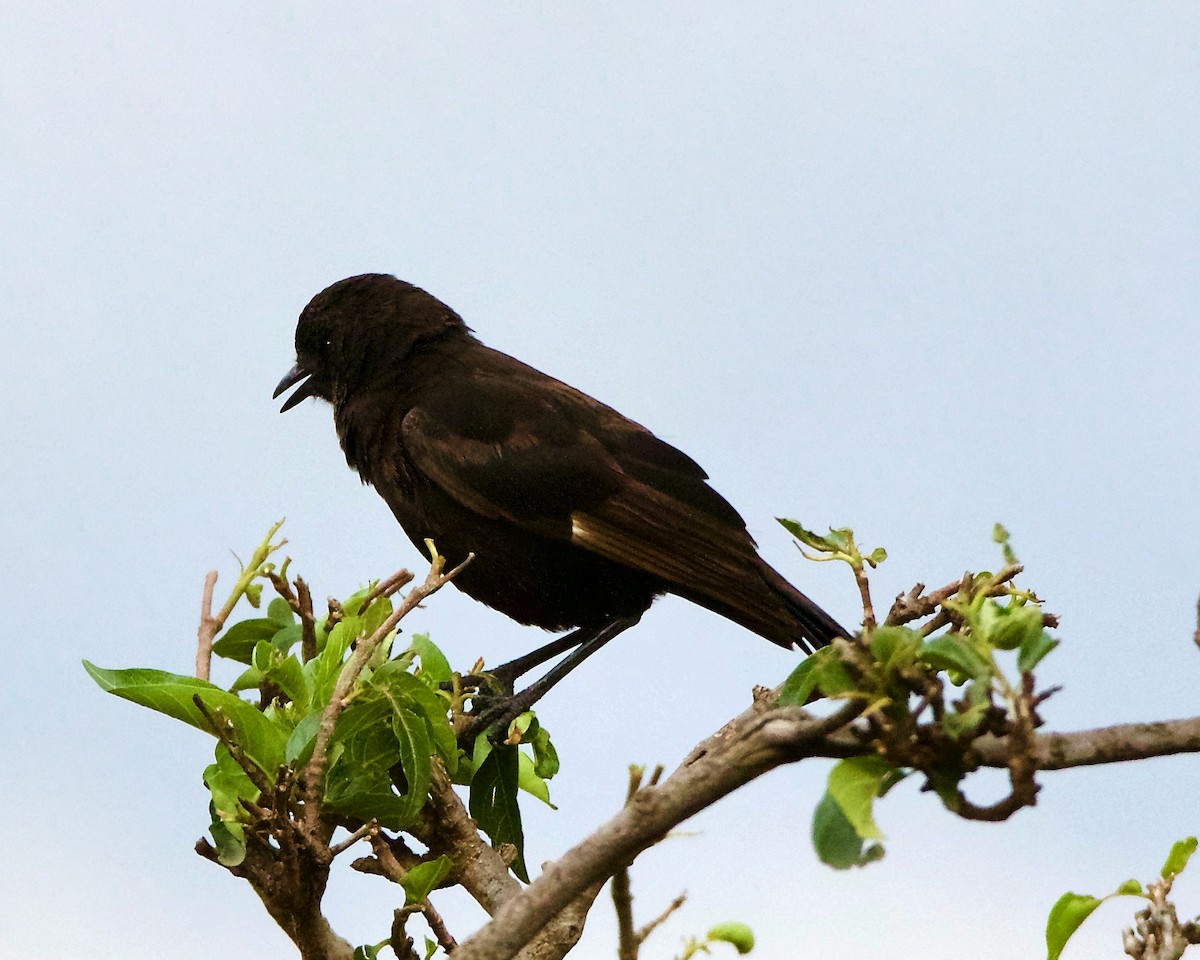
85, 525, 557, 956
776, 520, 1061, 869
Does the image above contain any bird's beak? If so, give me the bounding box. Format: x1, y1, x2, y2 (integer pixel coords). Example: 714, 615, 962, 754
274, 362, 317, 412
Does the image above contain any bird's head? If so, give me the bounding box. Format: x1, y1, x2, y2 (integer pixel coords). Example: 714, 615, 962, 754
274, 273, 469, 411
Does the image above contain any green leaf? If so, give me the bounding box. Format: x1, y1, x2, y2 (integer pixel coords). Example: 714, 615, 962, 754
811, 792, 882, 869
823, 527, 854, 553
250, 642, 309, 705
826, 756, 892, 840
390, 705, 435, 825
286, 710, 322, 765
212, 618, 278, 664
707, 922, 755, 955
517, 750, 556, 807
1046, 893, 1103, 960
343, 586, 373, 617
204, 744, 259, 823
919, 634, 992, 683
323, 700, 434, 829
776, 517, 830, 550
203, 744, 258, 866
941, 680, 991, 740
411, 633, 452, 687
400, 855, 454, 905
993, 522, 1018, 564
530, 723, 559, 780
423, 938, 438, 960
1115, 879, 1144, 897
361, 596, 394, 638
977, 599, 1044, 652
270, 623, 304, 655
83, 661, 287, 774
1018, 631, 1059, 674
245, 582, 263, 608
267, 597, 295, 625
470, 744, 528, 882
209, 816, 247, 867
369, 661, 458, 773
777, 654, 821, 707
1162, 836, 1198, 878
869, 626, 921, 672
810, 650, 855, 697
864, 546, 888, 567
304, 617, 359, 708
230, 664, 264, 693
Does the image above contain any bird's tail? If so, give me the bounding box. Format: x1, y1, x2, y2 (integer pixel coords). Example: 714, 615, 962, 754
754, 561, 851, 652
678, 559, 850, 654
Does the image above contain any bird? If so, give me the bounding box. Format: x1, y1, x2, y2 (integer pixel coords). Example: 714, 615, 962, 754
275, 273, 847, 726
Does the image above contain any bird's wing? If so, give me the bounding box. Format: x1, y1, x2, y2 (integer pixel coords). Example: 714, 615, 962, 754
400, 364, 768, 600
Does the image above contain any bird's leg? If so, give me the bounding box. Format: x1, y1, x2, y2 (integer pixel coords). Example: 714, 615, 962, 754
461, 614, 641, 744
477, 628, 597, 694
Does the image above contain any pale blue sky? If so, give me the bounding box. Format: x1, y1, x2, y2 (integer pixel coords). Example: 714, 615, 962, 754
3, 3, 1199, 958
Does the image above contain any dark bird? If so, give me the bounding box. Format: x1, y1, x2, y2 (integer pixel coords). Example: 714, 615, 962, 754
275, 274, 847, 723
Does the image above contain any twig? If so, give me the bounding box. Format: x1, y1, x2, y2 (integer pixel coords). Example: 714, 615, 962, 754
1122, 873, 1200, 959
612, 866, 637, 960
329, 820, 378, 858
370, 833, 460, 955
422, 900, 459, 954
637, 894, 687, 946
613, 765, 678, 960
408, 760, 522, 916
196, 570, 219, 680
297, 578, 317, 663
854, 565, 876, 632
195, 519, 288, 679
885, 564, 1023, 627
364, 568, 418, 606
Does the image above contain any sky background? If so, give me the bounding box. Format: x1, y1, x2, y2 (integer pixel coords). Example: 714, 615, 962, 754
3, 3, 1200, 958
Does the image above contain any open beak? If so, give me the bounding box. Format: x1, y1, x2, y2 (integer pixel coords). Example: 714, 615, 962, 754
274, 363, 318, 412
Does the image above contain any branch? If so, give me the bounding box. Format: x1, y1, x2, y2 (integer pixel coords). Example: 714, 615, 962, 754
514, 881, 606, 960
452, 701, 861, 960
408, 760, 523, 915
976, 716, 1200, 770
453, 693, 1200, 960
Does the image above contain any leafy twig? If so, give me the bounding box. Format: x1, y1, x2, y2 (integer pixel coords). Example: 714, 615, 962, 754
195, 519, 288, 679
302, 549, 473, 829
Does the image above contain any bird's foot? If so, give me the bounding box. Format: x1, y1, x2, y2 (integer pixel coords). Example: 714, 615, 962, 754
456, 685, 543, 750
460, 664, 519, 698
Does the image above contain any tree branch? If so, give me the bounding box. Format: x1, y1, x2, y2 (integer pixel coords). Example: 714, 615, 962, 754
451, 701, 862, 960
451, 697, 1200, 960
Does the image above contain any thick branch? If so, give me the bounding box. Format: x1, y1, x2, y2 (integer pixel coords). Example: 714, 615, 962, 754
814, 716, 1200, 769
453, 699, 1200, 960
408, 761, 522, 915
452, 702, 860, 960
514, 882, 605, 960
